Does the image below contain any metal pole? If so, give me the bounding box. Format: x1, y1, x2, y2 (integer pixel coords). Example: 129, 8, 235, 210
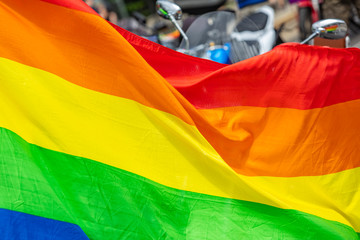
300, 32, 318, 44
169, 14, 189, 50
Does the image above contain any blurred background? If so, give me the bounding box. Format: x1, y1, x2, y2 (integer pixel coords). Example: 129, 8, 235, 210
83, 0, 360, 57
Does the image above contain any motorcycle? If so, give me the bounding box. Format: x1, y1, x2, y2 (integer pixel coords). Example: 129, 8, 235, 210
156, 0, 282, 63
155, 0, 348, 64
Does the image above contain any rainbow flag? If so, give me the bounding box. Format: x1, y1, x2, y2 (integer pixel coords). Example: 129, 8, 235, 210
0, 0, 360, 239
325, 25, 338, 32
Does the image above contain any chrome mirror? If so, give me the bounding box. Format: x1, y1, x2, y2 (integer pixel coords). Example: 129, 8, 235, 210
156, 1, 182, 20
301, 19, 347, 44
155, 0, 189, 50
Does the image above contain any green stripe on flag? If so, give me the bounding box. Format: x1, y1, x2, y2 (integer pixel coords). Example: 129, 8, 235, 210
0, 127, 358, 239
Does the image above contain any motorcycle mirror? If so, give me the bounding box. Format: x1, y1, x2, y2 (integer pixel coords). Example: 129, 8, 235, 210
301, 19, 347, 44
156, 1, 182, 20
312, 19, 347, 39
155, 0, 190, 50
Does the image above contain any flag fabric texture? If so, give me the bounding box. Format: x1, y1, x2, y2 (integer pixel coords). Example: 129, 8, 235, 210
0, 0, 360, 239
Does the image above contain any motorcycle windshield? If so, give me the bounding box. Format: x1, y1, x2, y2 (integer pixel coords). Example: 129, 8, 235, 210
179, 11, 236, 49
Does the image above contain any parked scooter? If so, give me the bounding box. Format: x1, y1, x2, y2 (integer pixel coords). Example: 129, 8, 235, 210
156, 0, 348, 64
156, 0, 280, 63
